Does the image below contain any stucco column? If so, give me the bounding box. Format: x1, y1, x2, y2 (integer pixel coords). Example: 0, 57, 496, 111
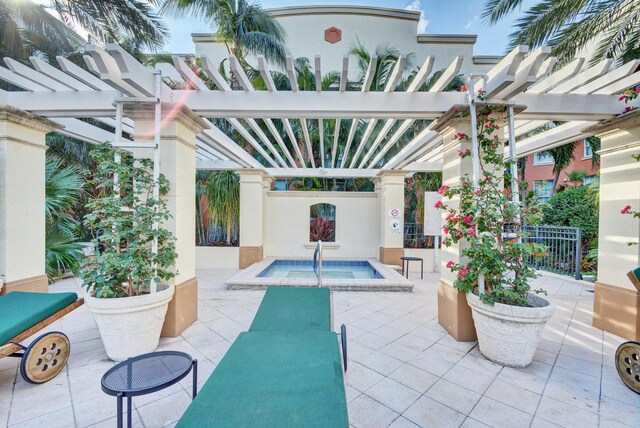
434, 115, 477, 341
128, 103, 210, 337
584, 111, 640, 340
238, 169, 268, 268
377, 170, 406, 266
0, 106, 61, 295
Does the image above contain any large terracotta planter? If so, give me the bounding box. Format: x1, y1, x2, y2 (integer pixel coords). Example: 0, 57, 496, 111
466, 292, 554, 367
86, 284, 175, 361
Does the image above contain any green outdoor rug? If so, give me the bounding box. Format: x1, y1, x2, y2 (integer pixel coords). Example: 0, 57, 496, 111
249, 286, 331, 332
176, 331, 348, 428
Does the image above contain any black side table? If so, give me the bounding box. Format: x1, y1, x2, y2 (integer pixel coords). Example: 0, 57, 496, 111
101, 351, 197, 428
400, 256, 424, 279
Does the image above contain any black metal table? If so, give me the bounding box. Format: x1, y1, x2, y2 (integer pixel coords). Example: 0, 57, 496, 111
101, 351, 197, 428
400, 256, 424, 279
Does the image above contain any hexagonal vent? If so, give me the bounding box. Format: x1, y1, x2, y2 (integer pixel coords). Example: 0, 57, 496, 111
324, 27, 342, 44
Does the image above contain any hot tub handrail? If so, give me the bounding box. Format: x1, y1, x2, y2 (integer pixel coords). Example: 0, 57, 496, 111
313, 240, 323, 287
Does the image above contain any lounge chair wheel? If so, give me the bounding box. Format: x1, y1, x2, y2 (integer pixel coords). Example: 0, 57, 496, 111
615, 341, 640, 394
20, 332, 70, 384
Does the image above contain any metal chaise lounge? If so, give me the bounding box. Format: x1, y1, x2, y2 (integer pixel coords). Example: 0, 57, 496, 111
0, 291, 84, 384
176, 286, 349, 427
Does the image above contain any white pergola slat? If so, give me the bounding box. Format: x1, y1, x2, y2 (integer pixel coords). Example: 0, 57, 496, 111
1, 44, 639, 177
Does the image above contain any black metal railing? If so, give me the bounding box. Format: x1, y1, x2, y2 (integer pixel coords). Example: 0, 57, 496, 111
403, 223, 437, 249
520, 225, 582, 280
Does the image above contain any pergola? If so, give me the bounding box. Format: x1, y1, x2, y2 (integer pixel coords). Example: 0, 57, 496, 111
0, 44, 639, 340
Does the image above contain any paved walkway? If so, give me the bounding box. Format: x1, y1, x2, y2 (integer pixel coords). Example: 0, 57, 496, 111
1, 270, 638, 427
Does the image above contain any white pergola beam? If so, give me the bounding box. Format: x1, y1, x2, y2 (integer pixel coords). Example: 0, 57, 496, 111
227, 118, 278, 167
407, 56, 435, 92
357, 119, 396, 168
106, 44, 170, 96
513, 121, 597, 158
493, 47, 553, 99
383, 57, 407, 92
318, 118, 325, 167
550, 59, 612, 93
528, 58, 584, 93
200, 55, 231, 91
366, 119, 414, 168
246, 118, 288, 166
83, 45, 146, 97
264, 118, 296, 167
29, 57, 91, 91
229, 55, 253, 91
266, 168, 382, 178
56, 56, 112, 91
331, 118, 341, 167
383, 128, 440, 169
282, 118, 306, 167
300, 118, 315, 167
258, 56, 277, 92
402, 161, 443, 172
0, 66, 49, 91
172, 56, 209, 91
286, 56, 298, 92
196, 160, 244, 170
340, 118, 360, 167
429, 56, 463, 92
314, 56, 322, 92
4, 58, 69, 91
481, 45, 529, 98
339, 56, 349, 92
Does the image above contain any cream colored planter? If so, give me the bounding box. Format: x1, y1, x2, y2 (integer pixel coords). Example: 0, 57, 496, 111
86, 284, 175, 361
466, 292, 554, 368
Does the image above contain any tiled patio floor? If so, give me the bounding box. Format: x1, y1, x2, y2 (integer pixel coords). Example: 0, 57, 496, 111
1, 270, 638, 427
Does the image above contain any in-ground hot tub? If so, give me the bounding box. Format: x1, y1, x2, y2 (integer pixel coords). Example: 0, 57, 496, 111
225, 257, 413, 292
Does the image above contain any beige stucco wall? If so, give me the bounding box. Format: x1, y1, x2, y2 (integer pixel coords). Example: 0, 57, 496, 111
196, 246, 240, 269
264, 191, 379, 258
404, 248, 437, 272
193, 6, 498, 78
596, 129, 640, 290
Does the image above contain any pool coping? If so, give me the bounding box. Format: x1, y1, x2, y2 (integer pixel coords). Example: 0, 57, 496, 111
225, 257, 414, 292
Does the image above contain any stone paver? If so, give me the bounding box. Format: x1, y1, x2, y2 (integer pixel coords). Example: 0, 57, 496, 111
1, 269, 639, 427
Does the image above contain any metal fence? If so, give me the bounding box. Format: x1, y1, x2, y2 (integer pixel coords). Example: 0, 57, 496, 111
403, 223, 437, 249
520, 225, 582, 280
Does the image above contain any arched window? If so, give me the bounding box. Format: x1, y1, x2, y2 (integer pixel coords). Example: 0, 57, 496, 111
310, 203, 336, 242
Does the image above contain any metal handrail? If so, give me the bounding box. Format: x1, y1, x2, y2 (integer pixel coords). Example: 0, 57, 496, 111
313, 240, 323, 287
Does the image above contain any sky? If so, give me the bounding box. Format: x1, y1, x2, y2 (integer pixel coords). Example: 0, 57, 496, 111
161, 0, 533, 56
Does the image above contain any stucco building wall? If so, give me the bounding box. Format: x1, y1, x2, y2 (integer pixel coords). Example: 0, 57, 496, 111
192, 5, 500, 78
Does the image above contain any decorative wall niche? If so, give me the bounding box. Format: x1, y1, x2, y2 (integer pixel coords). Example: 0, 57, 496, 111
310, 203, 336, 242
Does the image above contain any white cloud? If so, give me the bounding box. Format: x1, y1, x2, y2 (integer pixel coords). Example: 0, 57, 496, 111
465, 15, 480, 31
405, 0, 429, 34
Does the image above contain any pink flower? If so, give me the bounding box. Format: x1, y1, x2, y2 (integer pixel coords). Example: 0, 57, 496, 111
434, 201, 444, 209
458, 268, 468, 279
474, 189, 482, 196
445, 213, 455, 221
467, 229, 476, 237
625, 106, 633, 112
437, 185, 450, 195
620, 95, 627, 101
443, 227, 449, 235
621, 205, 632, 214
456, 132, 467, 139
446, 261, 455, 269
460, 84, 468, 92
463, 216, 472, 225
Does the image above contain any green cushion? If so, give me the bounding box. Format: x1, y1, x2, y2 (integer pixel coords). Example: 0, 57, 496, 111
249, 287, 331, 332
177, 331, 348, 428
0, 291, 78, 345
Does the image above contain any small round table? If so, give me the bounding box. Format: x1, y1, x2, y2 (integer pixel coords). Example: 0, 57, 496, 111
400, 256, 424, 279
101, 351, 197, 428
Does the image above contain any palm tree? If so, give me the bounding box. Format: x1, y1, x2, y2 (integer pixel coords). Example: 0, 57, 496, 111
483, 0, 640, 63
1, 0, 168, 62
204, 170, 240, 245
161, 0, 287, 79
45, 158, 85, 282
350, 39, 415, 91
541, 141, 578, 196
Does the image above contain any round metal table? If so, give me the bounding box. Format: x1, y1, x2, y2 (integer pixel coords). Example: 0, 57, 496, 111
101, 351, 197, 428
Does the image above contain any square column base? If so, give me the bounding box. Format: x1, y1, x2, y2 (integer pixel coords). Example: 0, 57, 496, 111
239, 246, 263, 269
593, 282, 640, 341
0, 275, 48, 295
379, 247, 404, 267
438, 280, 477, 342
161, 277, 198, 337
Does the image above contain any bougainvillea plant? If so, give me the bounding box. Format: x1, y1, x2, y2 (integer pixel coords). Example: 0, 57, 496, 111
79, 143, 178, 298
620, 86, 639, 112
621, 152, 640, 246
437, 105, 547, 307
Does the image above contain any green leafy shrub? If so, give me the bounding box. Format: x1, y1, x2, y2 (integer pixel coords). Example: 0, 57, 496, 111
541, 185, 599, 245
79, 143, 178, 298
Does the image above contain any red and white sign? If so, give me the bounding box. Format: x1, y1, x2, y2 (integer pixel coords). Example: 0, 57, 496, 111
389, 208, 400, 218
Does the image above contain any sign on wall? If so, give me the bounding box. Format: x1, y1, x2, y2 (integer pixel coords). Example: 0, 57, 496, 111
388, 208, 400, 218
389, 218, 401, 234
424, 191, 442, 236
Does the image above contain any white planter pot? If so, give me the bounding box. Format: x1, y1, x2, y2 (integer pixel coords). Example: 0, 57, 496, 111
86, 284, 175, 361
466, 292, 554, 368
